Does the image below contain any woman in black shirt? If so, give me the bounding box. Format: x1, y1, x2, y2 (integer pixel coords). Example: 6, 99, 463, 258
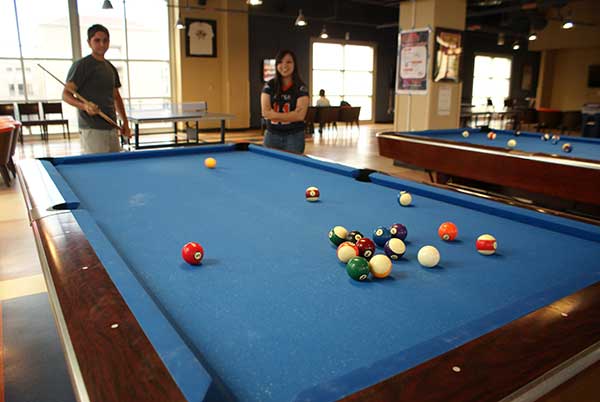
261, 50, 309, 154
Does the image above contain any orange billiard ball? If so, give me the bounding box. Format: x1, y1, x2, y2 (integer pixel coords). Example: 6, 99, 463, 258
438, 222, 458, 241
204, 157, 217, 169
182, 242, 204, 265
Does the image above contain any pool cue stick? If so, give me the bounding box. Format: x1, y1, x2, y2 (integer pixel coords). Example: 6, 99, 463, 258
37, 63, 121, 130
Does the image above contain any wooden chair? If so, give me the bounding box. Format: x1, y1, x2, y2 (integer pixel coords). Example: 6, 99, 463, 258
318, 107, 340, 133
0, 103, 15, 118
42, 102, 70, 140
7, 121, 21, 179
0, 105, 23, 144
304, 106, 317, 135
339, 107, 361, 129
0, 123, 16, 186
17, 103, 47, 141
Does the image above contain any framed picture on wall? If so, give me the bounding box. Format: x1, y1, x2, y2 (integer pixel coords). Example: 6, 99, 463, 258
186, 19, 217, 57
433, 28, 463, 83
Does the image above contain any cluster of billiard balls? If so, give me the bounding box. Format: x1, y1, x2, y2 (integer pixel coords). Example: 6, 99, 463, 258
329, 219, 498, 282
541, 133, 572, 152
473, 130, 573, 153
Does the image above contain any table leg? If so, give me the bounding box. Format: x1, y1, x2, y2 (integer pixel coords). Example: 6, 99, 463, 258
135, 124, 140, 149
174, 122, 178, 144
220, 120, 225, 143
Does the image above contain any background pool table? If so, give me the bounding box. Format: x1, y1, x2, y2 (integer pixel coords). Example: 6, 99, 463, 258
377, 128, 600, 206
18, 144, 600, 402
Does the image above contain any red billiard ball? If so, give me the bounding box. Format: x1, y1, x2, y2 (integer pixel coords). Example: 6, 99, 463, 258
355, 237, 376, 260
438, 222, 458, 241
305, 186, 320, 202
182, 242, 204, 265
476, 234, 497, 255
487, 132, 496, 140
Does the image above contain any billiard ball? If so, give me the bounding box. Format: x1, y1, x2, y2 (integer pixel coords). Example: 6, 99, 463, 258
369, 254, 393, 278
507, 139, 517, 148
346, 230, 364, 244
438, 222, 458, 241
384, 238, 406, 260
328, 226, 348, 246
551, 135, 561, 144
389, 223, 407, 241
181, 242, 204, 265
515, 130, 521, 136
346, 256, 370, 281
541, 133, 550, 141
337, 241, 359, 263
476, 234, 497, 255
204, 157, 217, 169
562, 143, 572, 153
372, 226, 391, 247
355, 237, 376, 260
462, 130, 470, 138
305, 186, 320, 202
398, 191, 412, 207
417, 245, 440, 268
487, 132, 496, 140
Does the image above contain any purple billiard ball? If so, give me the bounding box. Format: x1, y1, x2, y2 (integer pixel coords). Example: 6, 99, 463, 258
389, 223, 408, 241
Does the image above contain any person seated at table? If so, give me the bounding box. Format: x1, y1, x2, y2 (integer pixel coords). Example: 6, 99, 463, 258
261, 49, 309, 154
316, 89, 330, 107
63, 24, 130, 154
340, 100, 351, 108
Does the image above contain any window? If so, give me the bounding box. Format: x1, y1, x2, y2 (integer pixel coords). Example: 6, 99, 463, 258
78, 0, 171, 104
471, 55, 511, 112
0, 0, 171, 135
311, 41, 375, 120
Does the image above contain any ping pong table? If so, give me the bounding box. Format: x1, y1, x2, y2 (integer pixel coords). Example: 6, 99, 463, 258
126, 102, 235, 149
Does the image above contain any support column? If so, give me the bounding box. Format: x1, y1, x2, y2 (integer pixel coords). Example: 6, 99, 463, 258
394, 0, 466, 132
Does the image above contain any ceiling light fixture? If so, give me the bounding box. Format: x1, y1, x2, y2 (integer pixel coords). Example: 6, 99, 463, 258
562, 19, 574, 29
528, 32, 537, 41
176, 18, 185, 30
246, 0, 262, 5
320, 26, 328, 39
512, 41, 520, 50
295, 9, 307, 27
102, 0, 113, 9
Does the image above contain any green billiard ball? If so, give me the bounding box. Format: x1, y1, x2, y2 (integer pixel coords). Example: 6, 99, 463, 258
346, 256, 370, 281
328, 226, 348, 246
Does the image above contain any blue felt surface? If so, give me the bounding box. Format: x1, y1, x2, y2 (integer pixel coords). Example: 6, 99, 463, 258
2, 293, 76, 402
47, 146, 600, 402
402, 128, 600, 161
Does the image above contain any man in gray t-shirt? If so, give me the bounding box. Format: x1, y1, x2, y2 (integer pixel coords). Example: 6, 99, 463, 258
63, 24, 130, 154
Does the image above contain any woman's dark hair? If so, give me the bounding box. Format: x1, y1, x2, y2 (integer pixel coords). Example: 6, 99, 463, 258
273, 49, 305, 96
88, 24, 110, 40
319, 89, 325, 97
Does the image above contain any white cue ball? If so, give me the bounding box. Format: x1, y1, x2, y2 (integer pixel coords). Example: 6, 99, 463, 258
462, 130, 470, 138
398, 191, 412, 207
507, 139, 517, 148
417, 245, 440, 268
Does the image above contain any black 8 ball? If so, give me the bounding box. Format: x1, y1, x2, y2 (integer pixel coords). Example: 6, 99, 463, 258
346, 230, 364, 244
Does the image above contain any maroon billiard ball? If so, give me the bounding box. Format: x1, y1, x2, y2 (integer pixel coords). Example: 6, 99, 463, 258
355, 237, 376, 260
182, 242, 204, 265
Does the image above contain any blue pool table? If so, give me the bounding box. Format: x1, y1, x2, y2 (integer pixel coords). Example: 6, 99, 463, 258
378, 128, 600, 206
18, 144, 600, 402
